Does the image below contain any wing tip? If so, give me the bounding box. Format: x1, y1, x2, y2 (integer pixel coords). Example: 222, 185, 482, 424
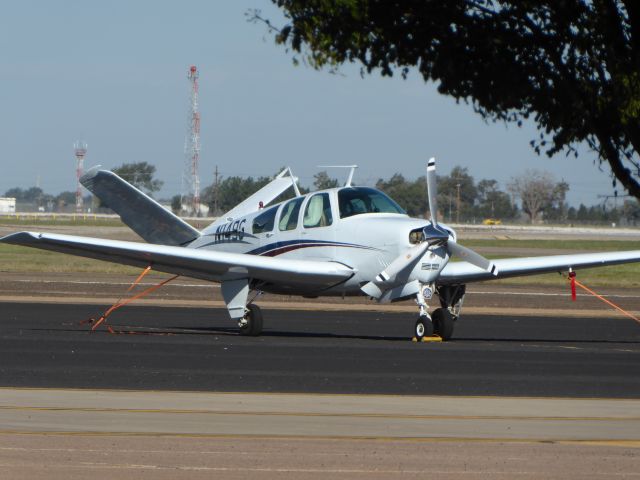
0, 231, 41, 245
79, 165, 105, 185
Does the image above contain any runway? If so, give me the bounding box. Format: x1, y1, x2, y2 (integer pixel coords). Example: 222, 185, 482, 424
1, 301, 640, 478
1, 301, 639, 397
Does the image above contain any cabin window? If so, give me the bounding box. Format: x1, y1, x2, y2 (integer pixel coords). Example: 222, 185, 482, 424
278, 197, 304, 231
252, 205, 278, 234
303, 193, 333, 228
338, 187, 406, 218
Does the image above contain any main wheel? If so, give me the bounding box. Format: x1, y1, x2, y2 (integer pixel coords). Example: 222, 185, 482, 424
432, 307, 454, 340
414, 315, 433, 340
239, 304, 263, 336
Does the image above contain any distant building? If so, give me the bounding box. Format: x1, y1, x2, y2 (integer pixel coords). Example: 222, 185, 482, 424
0, 197, 16, 213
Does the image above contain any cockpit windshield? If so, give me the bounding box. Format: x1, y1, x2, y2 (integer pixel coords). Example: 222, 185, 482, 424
338, 187, 406, 218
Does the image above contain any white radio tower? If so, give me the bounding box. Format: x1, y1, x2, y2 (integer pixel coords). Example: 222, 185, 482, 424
74, 141, 87, 213
182, 65, 201, 216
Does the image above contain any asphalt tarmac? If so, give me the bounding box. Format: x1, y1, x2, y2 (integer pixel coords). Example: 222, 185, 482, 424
1, 302, 639, 398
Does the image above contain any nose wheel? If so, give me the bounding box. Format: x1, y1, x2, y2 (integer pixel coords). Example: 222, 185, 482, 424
414, 315, 434, 340
239, 304, 263, 336
432, 307, 454, 340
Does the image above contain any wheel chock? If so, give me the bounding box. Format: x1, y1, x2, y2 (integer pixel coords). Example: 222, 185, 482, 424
422, 335, 443, 342
411, 335, 443, 342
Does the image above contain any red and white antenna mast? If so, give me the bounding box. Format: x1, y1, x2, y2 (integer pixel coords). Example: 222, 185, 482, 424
182, 65, 201, 215
73, 141, 87, 213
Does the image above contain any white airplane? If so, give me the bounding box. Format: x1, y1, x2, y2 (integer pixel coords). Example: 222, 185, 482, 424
2, 159, 639, 340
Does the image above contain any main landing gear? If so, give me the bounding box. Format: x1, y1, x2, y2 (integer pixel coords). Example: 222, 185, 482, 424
238, 303, 263, 336
413, 283, 465, 342
220, 278, 265, 336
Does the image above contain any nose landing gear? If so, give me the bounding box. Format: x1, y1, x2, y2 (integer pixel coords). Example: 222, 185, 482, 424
412, 283, 464, 342
413, 283, 440, 342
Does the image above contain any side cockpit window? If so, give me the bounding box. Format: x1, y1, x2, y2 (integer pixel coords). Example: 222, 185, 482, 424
278, 197, 304, 231
303, 193, 333, 228
252, 206, 278, 234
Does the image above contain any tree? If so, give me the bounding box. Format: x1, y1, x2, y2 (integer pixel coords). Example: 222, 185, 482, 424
171, 194, 182, 214
508, 170, 569, 223
313, 171, 339, 190
55, 191, 76, 209
437, 166, 477, 222
112, 162, 163, 196
622, 199, 640, 225
476, 179, 517, 219
542, 180, 570, 222
4, 187, 43, 203
201, 175, 273, 214
254, 2, 640, 200
375, 174, 427, 217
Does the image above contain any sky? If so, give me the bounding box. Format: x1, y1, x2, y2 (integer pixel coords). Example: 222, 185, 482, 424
0, 1, 621, 207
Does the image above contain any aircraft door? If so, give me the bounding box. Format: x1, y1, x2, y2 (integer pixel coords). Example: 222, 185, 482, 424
266, 196, 305, 258
251, 205, 280, 254
300, 192, 335, 261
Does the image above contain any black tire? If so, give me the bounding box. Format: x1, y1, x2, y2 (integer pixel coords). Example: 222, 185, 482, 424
240, 304, 263, 336
432, 308, 454, 340
414, 315, 433, 340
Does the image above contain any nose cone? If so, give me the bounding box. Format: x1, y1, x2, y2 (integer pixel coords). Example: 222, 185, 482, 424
423, 224, 450, 244
408, 222, 456, 246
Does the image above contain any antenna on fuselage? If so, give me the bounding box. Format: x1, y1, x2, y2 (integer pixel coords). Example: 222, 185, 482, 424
317, 165, 358, 187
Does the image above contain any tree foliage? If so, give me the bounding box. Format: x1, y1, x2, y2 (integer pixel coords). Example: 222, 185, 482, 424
375, 166, 518, 221
437, 166, 478, 221
476, 179, 518, 219
4, 187, 45, 203
621, 198, 640, 224
112, 162, 163, 196
313, 171, 339, 190
508, 170, 568, 223
254, 1, 640, 199
201, 175, 271, 214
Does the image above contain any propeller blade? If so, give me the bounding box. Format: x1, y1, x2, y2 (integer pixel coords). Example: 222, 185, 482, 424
361, 241, 430, 298
447, 240, 498, 276
426, 157, 438, 227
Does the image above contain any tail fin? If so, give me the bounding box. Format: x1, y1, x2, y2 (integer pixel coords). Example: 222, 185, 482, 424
81, 167, 200, 246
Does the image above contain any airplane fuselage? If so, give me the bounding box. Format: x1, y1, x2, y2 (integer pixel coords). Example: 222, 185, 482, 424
187, 186, 455, 297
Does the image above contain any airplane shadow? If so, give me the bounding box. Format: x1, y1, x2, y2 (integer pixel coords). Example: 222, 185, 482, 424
26, 324, 640, 345
32, 324, 410, 342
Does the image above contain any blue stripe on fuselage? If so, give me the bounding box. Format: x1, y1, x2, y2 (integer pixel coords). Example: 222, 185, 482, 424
248, 239, 378, 257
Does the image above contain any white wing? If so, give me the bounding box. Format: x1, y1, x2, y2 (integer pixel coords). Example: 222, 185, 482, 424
438, 251, 640, 284
1, 232, 354, 287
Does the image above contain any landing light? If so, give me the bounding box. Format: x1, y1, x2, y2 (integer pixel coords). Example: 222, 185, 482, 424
409, 229, 424, 245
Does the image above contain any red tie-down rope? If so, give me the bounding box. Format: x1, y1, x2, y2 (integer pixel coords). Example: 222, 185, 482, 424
567, 271, 640, 325
84, 266, 179, 332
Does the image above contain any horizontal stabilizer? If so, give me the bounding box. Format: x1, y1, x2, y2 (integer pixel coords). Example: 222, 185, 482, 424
81, 167, 200, 246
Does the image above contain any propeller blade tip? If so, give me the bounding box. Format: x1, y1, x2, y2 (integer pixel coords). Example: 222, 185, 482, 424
427, 157, 436, 171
